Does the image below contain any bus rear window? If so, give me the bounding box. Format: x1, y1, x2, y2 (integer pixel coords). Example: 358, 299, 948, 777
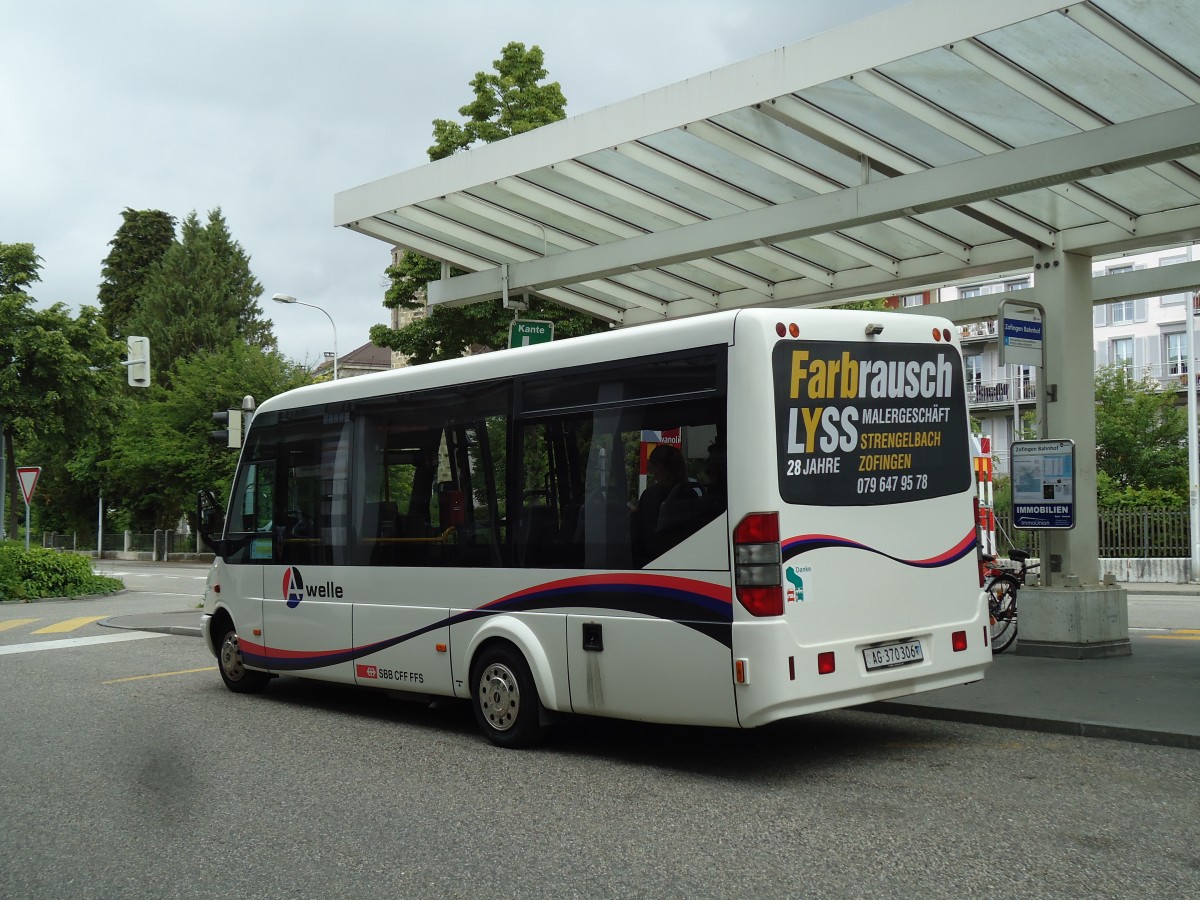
773, 339, 971, 506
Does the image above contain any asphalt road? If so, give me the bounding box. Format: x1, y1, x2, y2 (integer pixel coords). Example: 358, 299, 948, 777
1, 584, 1198, 898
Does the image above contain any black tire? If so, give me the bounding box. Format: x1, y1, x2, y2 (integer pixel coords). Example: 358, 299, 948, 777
986, 575, 1019, 654
470, 643, 548, 748
217, 627, 271, 693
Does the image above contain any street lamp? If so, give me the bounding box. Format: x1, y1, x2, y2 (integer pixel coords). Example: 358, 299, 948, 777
272, 293, 338, 380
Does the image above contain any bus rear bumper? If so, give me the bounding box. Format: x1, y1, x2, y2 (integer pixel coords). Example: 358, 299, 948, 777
733, 621, 992, 729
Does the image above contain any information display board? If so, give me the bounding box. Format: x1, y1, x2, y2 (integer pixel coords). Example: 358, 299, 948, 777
1011, 439, 1075, 529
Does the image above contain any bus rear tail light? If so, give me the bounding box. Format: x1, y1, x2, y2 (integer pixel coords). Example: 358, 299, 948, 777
952, 630, 968, 652
817, 652, 836, 675
734, 512, 782, 617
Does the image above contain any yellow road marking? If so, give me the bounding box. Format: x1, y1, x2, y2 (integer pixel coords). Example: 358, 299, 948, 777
32, 615, 106, 634
0, 618, 42, 632
1145, 634, 1200, 641
103, 666, 217, 685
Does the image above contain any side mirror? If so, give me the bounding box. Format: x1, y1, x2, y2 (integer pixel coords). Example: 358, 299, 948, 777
197, 489, 225, 553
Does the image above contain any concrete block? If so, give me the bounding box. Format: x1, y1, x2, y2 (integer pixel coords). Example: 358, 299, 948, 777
1015, 584, 1131, 659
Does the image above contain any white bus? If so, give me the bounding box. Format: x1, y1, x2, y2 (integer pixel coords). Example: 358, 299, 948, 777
199, 308, 991, 747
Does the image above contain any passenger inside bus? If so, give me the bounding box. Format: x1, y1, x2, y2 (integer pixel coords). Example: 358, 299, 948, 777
631, 444, 704, 564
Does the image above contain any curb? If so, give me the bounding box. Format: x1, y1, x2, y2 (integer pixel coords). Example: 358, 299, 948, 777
98, 617, 202, 639
861, 701, 1199, 751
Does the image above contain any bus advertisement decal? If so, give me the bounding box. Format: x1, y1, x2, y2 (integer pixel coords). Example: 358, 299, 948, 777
773, 340, 971, 506
247, 574, 735, 670
781, 528, 977, 568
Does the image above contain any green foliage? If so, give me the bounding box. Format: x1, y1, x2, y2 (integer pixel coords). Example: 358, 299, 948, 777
128, 208, 275, 378
0, 542, 123, 602
104, 342, 311, 530
831, 297, 887, 311
374, 42, 607, 363
98, 208, 176, 339
428, 42, 567, 159
1096, 471, 1187, 509
1, 244, 122, 537
1094, 364, 1187, 498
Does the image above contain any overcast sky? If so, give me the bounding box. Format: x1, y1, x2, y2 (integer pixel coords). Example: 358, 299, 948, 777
5, 0, 904, 368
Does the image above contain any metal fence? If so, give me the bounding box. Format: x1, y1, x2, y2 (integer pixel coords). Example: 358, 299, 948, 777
41, 530, 200, 558
993, 508, 1189, 558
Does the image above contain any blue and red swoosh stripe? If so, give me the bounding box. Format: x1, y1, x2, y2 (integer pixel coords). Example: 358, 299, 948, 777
240, 574, 733, 671
782, 528, 977, 567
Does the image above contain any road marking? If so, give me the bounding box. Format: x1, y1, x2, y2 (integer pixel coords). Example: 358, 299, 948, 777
1145, 634, 1200, 641
0, 618, 42, 632
103, 666, 217, 684
0, 632, 165, 655
1144, 629, 1200, 641
31, 615, 107, 634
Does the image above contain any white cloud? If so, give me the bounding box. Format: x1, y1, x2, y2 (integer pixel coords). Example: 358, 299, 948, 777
2, 0, 903, 367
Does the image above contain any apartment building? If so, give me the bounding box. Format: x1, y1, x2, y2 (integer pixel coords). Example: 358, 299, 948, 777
887, 245, 1198, 476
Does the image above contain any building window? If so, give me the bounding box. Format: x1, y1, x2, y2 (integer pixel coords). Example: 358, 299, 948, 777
1111, 338, 1134, 375
901, 293, 924, 308
1166, 332, 1187, 377
1005, 279, 1030, 291
1160, 255, 1189, 306
959, 286, 983, 299
1110, 300, 1136, 325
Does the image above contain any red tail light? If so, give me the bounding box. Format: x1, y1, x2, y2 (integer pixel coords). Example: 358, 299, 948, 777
734, 512, 782, 617
952, 630, 968, 652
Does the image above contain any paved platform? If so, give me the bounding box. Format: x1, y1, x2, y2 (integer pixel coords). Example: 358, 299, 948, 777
865, 630, 1199, 750
103, 601, 1199, 751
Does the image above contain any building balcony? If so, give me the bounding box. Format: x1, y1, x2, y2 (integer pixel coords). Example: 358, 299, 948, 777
966, 378, 1037, 407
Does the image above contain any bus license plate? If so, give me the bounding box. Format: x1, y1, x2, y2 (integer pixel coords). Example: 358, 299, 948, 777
863, 639, 924, 671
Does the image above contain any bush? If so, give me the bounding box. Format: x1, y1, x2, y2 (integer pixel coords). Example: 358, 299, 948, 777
0, 542, 124, 602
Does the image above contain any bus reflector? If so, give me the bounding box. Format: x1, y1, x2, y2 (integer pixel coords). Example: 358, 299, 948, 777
952, 630, 968, 652
435, 643, 447, 653
734, 658, 749, 684
734, 512, 782, 616
817, 652, 835, 675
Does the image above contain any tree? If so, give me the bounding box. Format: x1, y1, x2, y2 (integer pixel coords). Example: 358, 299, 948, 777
104, 342, 311, 530
1, 244, 121, 538
128, 208, 274, 378
98, 208, 176, 339
372, 42, 608, 364
427, 42, 568, 160
1094, 364, 1187, 499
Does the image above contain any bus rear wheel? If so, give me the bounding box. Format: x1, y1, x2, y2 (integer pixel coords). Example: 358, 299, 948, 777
470, 644, 547, 748
218, 627, 270, 694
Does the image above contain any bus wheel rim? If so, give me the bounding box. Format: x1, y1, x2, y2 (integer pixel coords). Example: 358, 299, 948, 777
479, 663, 519, 731
221, 634, 245, 681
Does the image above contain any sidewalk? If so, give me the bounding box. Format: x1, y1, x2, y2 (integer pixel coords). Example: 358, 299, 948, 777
866, 631, 1199, 750
104, 600, 1199, 751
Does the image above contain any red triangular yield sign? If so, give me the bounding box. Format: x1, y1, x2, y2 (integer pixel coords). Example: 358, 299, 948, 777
16, 467, 40, 505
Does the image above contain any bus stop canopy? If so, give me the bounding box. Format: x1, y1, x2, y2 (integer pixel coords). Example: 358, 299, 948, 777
334, 0, 1200, 327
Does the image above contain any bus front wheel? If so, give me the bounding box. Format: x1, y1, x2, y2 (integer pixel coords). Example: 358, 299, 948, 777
470, 644, 547, 748
217, 627, 270, 694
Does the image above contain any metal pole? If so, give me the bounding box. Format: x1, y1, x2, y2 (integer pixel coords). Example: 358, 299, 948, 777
98, 495, 104, 558
24, 494, 30, 551
1187, 293, 1199, 580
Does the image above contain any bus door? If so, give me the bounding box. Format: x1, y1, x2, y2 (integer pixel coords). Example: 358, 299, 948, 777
260, 410, 355, 684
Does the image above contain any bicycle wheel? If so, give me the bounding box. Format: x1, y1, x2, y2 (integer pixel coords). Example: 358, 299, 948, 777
985, 574, 1019, 653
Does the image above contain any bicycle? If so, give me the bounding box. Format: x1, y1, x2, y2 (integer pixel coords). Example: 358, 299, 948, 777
981, 548, 1036, 653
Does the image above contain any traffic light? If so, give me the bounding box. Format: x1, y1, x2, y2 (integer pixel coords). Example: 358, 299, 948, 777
210, 409, 243, 449
125, 336, 151, 387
